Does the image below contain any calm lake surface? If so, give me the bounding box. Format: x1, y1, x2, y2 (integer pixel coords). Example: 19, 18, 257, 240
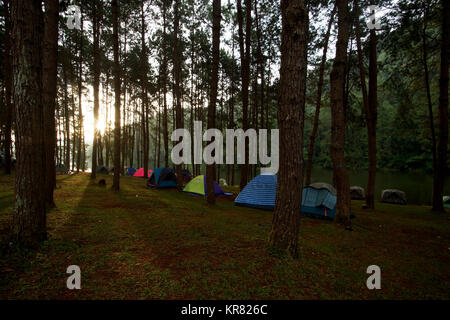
309, 168, 450, 206
216, 166, 450, 206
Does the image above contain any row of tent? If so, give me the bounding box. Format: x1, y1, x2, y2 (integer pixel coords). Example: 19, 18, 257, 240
142, 168, 351, 220
146, 167, 230, 196
97, 166, 153, 177
117, 166, 224, 196
235, 174, 355, 220
102, 164, 351, 220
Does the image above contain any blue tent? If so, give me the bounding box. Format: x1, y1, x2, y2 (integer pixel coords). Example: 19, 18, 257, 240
126, 168, 137, 176
235, 174, 277, 210
235, 175, 353, 220
147, 167, 177, 189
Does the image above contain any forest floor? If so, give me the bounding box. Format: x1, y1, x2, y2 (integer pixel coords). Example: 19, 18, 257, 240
0, 173, 449, 299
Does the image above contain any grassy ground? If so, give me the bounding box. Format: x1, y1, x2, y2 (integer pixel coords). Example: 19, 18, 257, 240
0, 173, 449, 300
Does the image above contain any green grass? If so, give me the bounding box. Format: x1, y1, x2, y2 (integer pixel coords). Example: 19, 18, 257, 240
0, 173, 449, 299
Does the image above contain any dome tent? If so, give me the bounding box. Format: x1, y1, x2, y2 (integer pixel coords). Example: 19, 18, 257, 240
96, 165, 109, 174
126, 168, 137, 176
147, 167, 177, 189
234, 174, 277, 210
235, 175, 354, 220
183, 175, 229, 196
133, 168, 153, 178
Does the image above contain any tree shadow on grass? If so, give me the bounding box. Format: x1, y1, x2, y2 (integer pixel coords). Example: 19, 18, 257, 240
0, 174, 92, 299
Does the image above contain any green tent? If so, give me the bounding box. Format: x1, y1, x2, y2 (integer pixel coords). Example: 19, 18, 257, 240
183, 175, 226, 196
444, 196, 450, 209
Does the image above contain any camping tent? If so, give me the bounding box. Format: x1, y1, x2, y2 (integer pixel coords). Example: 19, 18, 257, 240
133, 168, 153, 178
126, 168, 137, 176
234, 174, 277, 210
55, 164, 69, 175
181, 169, 193, 184
96, 165, 109, 174
301, 184, 338, 219
147, 168, 177, 188
183, 175, 227, 196
235, 175, 353, 220
444, 196, 450, 209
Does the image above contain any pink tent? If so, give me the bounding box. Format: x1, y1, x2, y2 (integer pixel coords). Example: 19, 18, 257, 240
133, 168, 153, 178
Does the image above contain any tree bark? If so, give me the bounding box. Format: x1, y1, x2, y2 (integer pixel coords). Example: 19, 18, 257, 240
269, 0, 307, 258
62, 48, 71, 170
354, 0, 377, 209
157, 76, 162, 168
206, 0, 221, 205
366, 22, 377, 210
141, 0, 149, 179
237, 0, 252, 190
112, 0, 121, 191
91, 0, 101, 180
433, 0, 449, 212
230, 24, 236, 187
173, 0, 184, 189
330, 0, 351, 228
305, 4, 335, 186
42, 0, 59, 207
3, 0, 13, 175
162, 0, 169, 168
254, 0, 265, 131
76, 11, 84, 173
421, 3, 438, 211
11, 0, 47, 246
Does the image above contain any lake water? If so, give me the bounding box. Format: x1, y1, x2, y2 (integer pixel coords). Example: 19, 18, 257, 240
215, 166, 450, 206
309, 168, 450, 206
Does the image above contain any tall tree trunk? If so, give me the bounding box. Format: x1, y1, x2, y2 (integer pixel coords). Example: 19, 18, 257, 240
71, 86, 76, 171
237, 0, 252, 190
173, 0, 183, 189
11, 0, 47, 245
42, 0, 59, 207
3, 0, 13, 175
366, 21, 377, 209
305, 4, 335, 186
105, 84, 110, 167
157, 78, 162, 168
254, 0, 265, 131
112, 0, 121, 191
354, 0, 377, 209
189, 32, 195, 174
122, 23, 128, 173
330, 0, 351, 228
433, 0, 449, 212
421, 3, 438, 210
81, 130, 86, 171
63, 52, 71, 170
91, 0, 101, 180
141, 0, 149, 179
162, 0, 169, 168
230, 23, 236, 187
76, 11, 84, 172
57, 107, 62, 165
269, 0, 307, 258
207, 0, 221, 205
